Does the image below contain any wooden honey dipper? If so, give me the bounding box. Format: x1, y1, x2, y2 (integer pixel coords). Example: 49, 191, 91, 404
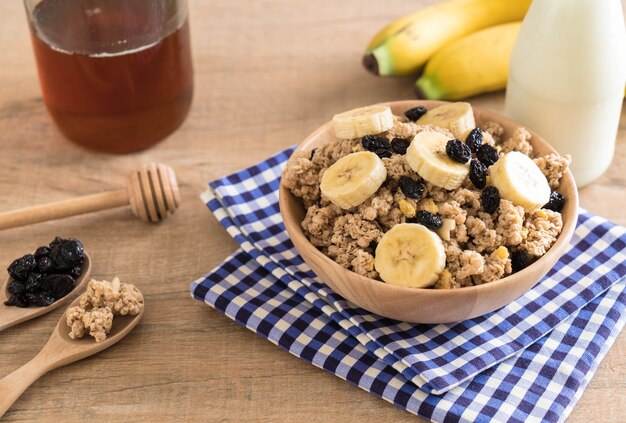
0, 163, 180, 230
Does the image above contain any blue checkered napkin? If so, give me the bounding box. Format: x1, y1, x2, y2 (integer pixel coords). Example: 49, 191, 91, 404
190, 249, 625, 423
195, 147, 626, 396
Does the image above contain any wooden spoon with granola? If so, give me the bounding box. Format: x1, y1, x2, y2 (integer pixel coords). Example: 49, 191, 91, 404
0, 277, 144, 416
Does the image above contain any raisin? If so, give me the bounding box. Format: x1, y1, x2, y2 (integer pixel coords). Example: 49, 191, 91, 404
25, 292, 55, 307
374, 148, 392, 159
445, 139, 471, 164
410, 210, 443, 229
4, 296, 20, 307
70, 266, 83, 279
511, 250, 534, 273
543, 191, 565, 212
49, 236, 63, 248
7, 254, 36, 281
8, 295, 29, 308
362, 135, 391, 152
60, 239, 85, 265
309, 148, 317, 160
404, 106, 427, 122
34, 246, 51, 258
469, 159, 488, 190
398, 176, 424, 199
481, 186, 500, 213
465, 128, 483, 153
25, 273, 44, 292
37, 256, 55, 273
7, 281, 26, 296
42, 274, 76, 300
391, 137, 410, 155
477, 144, 499, 166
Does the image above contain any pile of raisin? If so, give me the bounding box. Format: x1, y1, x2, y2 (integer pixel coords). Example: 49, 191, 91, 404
5, 237, 85, 308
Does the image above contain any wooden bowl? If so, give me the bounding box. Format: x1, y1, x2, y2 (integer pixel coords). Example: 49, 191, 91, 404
279, 100, 578, 324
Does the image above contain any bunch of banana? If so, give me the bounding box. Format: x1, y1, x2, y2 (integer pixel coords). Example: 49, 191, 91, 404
364, 0, 626, 100
363, 0, 531, 78
415, 22, 521, 100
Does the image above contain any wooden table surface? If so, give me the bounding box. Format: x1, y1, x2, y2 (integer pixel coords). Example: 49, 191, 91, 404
0, 0, 624, 421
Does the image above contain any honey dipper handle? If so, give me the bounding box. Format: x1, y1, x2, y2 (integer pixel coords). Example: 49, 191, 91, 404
0, 353, 50, 417
0, 189, 129, 231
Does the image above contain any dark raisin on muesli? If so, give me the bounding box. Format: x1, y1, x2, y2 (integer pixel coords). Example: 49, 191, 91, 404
465, 128, 483, 153
511, 250, 534, 273
543, 191, 565, 212
309, 148, 317, 160
362, 135, 391, 152
398, 176, 424, 199
481, 186, 500, 213
445, 139, 472, 164
469, 159, 488, 190
374, 148, 392, 159
409, 210, 443, 229
391, 137, 410, 155
404, 106, 428, 122
477, 144, 499, 166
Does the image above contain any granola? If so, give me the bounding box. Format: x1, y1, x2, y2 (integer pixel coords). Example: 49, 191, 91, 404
283, 105, 569, 288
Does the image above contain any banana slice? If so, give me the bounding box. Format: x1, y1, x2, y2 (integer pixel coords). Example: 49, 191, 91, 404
332, 105, 394, 139
375, 223, 446, 288
320, 151, 387, 209
489, 151, 551, 212
406, 131, 470, 190
416, 102, 475, 139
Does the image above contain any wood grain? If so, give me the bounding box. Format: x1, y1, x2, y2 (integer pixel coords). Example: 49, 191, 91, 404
0, 0, 624, 421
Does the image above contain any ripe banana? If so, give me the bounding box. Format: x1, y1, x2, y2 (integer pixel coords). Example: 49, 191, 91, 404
406, 131, 470, 190
320, 151, 387, 209
416, 102, 475, 139
375, 223, 446, 288
363, 0, 531, 77
332, 105, 394, 139
489, 151, 551, 211
415, 22, 521, 101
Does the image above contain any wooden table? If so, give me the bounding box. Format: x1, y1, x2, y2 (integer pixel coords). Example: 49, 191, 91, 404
0, 1, 624, 421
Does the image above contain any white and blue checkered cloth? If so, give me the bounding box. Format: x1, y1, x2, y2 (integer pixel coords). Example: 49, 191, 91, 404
190, 147, 626, 422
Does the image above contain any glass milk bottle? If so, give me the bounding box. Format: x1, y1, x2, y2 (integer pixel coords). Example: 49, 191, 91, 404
505, 0, 626, 187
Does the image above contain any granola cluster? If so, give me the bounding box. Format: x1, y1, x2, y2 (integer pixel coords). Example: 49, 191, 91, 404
66, 277, 143, 342
283, 116, 569, 289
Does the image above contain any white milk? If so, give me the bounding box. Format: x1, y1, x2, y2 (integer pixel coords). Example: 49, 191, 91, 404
505, 0, 626, 187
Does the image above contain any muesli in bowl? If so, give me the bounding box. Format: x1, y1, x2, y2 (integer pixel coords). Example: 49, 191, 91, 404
283, 101, 570, 290
279, 101, 578, 323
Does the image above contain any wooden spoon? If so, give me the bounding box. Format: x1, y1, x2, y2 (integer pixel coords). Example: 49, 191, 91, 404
0, 253, 92, 332
0, 287, 144, 416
